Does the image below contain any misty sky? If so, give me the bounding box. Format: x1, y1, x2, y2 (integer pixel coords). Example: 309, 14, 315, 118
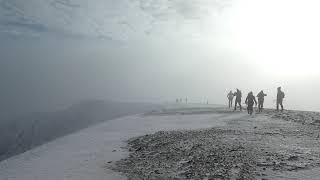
1, 0, 320, 114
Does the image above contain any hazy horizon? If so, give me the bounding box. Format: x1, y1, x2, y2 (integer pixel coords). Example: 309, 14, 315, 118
1, 0, 320, 115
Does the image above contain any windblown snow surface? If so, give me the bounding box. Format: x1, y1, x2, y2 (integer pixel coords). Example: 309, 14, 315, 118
2, 104, 320, 179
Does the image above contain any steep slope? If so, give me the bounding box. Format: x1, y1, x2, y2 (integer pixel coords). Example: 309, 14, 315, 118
0, 105, 227, 180
0, 100, 159, 161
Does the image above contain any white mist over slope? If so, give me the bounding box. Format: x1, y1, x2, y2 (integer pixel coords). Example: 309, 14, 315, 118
1, 0, 320, 113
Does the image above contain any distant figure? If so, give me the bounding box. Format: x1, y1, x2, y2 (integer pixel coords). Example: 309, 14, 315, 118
233, 89, 242, 111
185, 98, 188, 104
245, 92, 257, 115
227, 90, 234, 108
276, 87, 285, 112
257, 90, 267, 112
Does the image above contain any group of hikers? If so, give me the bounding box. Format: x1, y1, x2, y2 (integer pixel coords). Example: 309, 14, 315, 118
227, 87, 285, 115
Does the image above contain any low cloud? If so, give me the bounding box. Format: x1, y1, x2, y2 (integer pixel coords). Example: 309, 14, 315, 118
0, 0, 231, 40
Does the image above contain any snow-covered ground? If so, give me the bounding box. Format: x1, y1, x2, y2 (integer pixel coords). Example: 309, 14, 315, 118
0, 105, 231, 180
2, 105, 320, 179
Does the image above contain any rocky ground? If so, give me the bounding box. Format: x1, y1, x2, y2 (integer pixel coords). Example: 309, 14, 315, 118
111, 108, 320, 179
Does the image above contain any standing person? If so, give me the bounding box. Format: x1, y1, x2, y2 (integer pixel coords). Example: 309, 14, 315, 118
245, 92, 257, 115
233, 89, 242, 111
257, 90, 267, 112
276, 87, 285, 112
227, 90, 234, 108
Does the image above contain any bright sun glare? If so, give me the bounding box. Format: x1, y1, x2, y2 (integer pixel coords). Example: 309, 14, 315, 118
229, 0, 320, 77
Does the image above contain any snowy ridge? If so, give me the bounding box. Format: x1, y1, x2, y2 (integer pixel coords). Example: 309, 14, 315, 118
0, 105, 229, 180
2, 106, 320, 179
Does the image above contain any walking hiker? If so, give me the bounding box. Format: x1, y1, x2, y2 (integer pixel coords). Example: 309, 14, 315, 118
227, 90, 234, 108
257, 90, 267, 112
245, 91, 257, 115
276, 87, 285, 112
233, 89, 242, 111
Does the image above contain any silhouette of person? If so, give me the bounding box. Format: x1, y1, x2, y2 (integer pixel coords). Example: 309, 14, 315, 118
276, 87, 285, 112
257, 90, 267, 112
227, 90, 234, 108
245, 91, 257, 115
233, 89, 242, 111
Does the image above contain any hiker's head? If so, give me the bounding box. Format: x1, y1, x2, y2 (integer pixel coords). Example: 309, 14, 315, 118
277, 87, 281, 91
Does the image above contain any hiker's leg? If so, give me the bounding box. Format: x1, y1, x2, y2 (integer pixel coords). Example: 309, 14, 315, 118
258, 100, 262, 112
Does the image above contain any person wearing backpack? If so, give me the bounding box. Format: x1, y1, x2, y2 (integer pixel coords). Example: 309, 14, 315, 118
257, 90, 267, 112
276, 87, 285, 112
245, 91, 257, 115
233, 89, 242, 111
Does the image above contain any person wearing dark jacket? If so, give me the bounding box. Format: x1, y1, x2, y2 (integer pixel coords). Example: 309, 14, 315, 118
257, 90, 267, 112
276, 87, 285, 112
245, 91, 257, 115
227, 90, 234, 108
233, 89, 242, 111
